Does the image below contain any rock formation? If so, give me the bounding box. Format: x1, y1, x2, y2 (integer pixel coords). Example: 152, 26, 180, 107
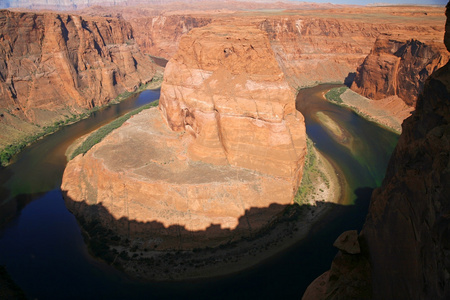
82, 5, 447, 88
62, 25, 306, 250
351, 36, 449, 107
303, 3, 450, 299
0, 9, 155, 150
159, 25, 305, 179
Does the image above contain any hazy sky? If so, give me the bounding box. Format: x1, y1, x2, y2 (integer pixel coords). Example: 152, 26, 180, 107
293, 0, 447, 4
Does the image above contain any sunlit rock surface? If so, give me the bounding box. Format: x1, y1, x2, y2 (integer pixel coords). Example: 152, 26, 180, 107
62, 25, 306, 250
0, 10, 155, 149
351, 36, 449, 107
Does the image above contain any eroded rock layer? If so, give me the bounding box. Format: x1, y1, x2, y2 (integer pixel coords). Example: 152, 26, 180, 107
62, 25, 306, 250
351, 36, 449, 107
303, 3, 450, 299
0, 9, 155, 149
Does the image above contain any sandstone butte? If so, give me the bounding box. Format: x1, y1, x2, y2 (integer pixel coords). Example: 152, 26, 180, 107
0, 9, 155, 150
351, 35, 449, 108
61, 24, 307, 250
303, 3, 450, 299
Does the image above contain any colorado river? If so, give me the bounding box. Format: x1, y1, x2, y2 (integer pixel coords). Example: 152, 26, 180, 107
0, 85, 398, 299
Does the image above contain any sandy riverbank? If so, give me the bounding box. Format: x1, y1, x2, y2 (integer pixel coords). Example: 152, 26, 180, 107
325, 88, 413, 134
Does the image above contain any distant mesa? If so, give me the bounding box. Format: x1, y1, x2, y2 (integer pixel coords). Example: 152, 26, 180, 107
62, 24, 307, 250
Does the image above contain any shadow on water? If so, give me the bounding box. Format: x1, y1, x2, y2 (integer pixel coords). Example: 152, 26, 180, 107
0, 186, 373, 300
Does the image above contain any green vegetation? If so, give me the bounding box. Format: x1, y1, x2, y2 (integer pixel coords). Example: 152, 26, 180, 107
69, 100, 158, 160
294, 137, 329, 205
0, 114, 87, 166
325, 86, 348, 104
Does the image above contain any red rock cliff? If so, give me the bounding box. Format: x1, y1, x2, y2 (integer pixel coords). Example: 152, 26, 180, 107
303, 3, 450, 299
0, 9, 155, 149
89, 6, 447, 88
351, 36, 449, 107
159, 24, 306, 179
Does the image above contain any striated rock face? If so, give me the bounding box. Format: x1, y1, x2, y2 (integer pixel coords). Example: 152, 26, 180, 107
351, 36, 449, 107
62, 25, 306, 250
131, 14, 212, 59
91, 6, 447, 89
159, 25, 305, 179
303, 3, 450, 299
79, 5, 447, 91
0, 9, 155, 149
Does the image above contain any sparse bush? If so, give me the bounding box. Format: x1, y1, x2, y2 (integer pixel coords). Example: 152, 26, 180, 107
325, 86, 348, 104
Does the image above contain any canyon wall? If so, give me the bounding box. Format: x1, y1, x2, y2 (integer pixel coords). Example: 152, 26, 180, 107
62, 24, 306, 251
6, 4, 444, 94
303, 3, 450, 299
97, 6, 447, 89
125, 13, 384, 87
351, 36, 449, 107
0, 9, 155, 150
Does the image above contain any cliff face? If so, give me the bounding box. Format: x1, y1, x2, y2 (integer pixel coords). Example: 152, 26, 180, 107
303, 4, 450, 299
93, 6, 447, 89
62, 25, 306, 251
0, 10, 155, 149
129, 14, 212, 59
351, 36, 449, 107
159, 25, 306, 179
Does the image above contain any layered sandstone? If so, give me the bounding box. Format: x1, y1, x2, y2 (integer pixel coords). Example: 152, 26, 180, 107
351, 36, 449, 107
159, 25, 305, 179
0, 10, 155, 149
62, 25, 306, 250
82, 5, 447, 88
303, 4, 450, 299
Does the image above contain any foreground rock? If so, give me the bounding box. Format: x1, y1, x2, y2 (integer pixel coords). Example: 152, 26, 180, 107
0, 9, 155, 150
303, 4, 450, 299
62, 25, 306, 252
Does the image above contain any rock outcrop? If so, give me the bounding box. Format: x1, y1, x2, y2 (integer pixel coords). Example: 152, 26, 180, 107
303, 3, 450, 299
62, 25, 306, 250
0, 9, 155, 150
351, 36, 449, 107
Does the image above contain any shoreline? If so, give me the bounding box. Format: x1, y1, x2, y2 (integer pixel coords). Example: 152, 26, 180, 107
323, 87, 413, 134
81, 140, 346, 282
1, 75, 163, 167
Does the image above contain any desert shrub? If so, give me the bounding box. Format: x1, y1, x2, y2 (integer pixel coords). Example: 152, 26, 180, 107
325, 86, 348, 104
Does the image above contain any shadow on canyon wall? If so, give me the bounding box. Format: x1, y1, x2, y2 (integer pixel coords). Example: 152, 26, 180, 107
150, 56, 168, 68
344, 72, 356, 87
